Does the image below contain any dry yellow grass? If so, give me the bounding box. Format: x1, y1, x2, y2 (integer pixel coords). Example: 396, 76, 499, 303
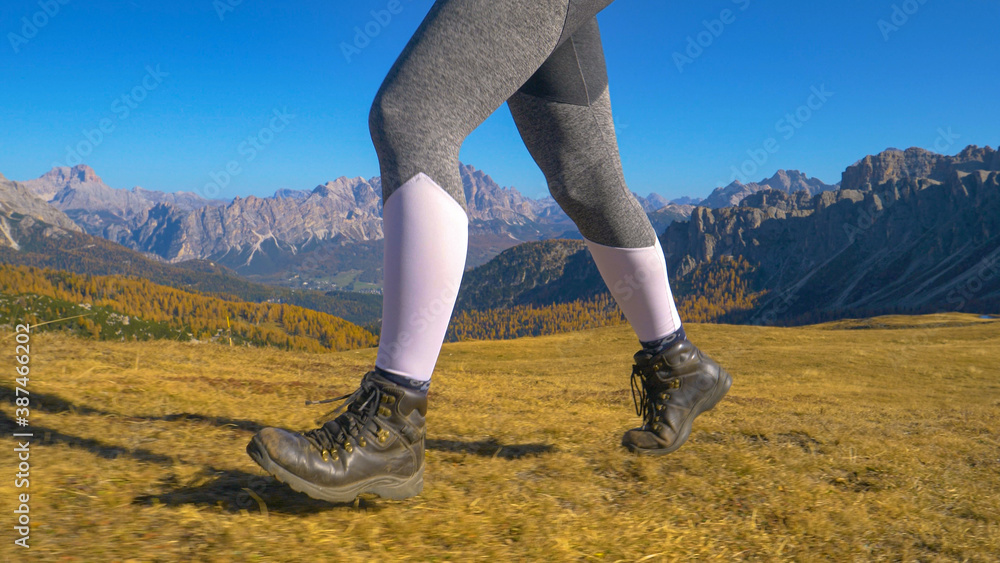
2, 313, 999, 561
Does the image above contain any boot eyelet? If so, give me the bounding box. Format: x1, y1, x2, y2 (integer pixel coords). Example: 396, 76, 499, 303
659, 392, 668, 400
378, 406, 391, 417
378, 430, 389, 443
358, 436, 366, 447
344, 441, 353, 453
321, 450, 329, 461
331, 450, 339, 461
381, 395, 395, 404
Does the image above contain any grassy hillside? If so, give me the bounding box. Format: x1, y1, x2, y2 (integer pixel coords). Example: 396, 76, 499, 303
1, 314, 998, 560
0, 225, 382, 326
0, 264, 376, 352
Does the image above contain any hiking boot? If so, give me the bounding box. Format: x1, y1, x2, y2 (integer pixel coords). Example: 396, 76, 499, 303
246, 370, 426, 502
622, 338, 732, 455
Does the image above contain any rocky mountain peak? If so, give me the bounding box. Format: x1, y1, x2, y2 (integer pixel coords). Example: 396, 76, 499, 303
766, 169, 803, 190
701, 170, 838, 209
0, 174, 83, 247
44, 164, 103, 185
273, 188, 309, 200
840, 145, 999, 192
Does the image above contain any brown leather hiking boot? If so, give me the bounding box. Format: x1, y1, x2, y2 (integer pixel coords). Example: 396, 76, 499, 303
246, 370, 426, 502
622, 338, 732, 455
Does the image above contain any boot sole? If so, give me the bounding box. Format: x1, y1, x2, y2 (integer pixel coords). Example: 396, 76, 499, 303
625, 366, 733, 456
246, 438, 424, 503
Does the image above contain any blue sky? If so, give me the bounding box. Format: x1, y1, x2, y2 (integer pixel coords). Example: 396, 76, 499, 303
2, 0, 997, 201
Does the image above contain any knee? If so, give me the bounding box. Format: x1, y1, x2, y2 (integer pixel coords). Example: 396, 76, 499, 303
369, 88, 460, 157
368, 88, 406, 149
548, 178, 592, 215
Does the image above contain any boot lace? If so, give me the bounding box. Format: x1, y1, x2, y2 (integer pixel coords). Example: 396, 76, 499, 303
630, 364, 655, 425
301, 373, 385, 453
630, 360, 681, 427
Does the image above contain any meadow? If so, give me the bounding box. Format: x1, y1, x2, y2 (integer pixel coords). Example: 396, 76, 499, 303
2, 313, 998, 561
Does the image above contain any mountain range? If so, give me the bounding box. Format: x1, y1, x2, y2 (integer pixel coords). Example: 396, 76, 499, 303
665, 145, 1000, 322
452, 146, 1000, 323
699, 169, 839, 209
12, 162, 824, 291
6, 145, 990, 326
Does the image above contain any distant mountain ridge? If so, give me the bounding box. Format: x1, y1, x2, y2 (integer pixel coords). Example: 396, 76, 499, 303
20, 165, 226, 237
700, 169, 839, 209
11, 163, 699, 289
5, 144, 996, 324
0, 171, 83, 251
456, 145, 1000, 323
669, 145, 1000, 320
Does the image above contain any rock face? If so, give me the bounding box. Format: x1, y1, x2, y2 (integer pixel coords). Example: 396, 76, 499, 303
0, 172, 82, 250
700, 169, 838, 209
20, 164, 226, 237
455, 239, 603, 311
839, 145, 1000, 191
662, 145, 1000, 321
457, 145, 1000, 323
14, 162, 692, 288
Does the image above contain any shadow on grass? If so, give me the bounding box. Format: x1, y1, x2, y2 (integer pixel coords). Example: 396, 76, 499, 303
0, 384, 264, 433
2, 384, 554, 512
131, 438, 556, 515
426, 437, 554, 459
0, 385, 556, 461
0, 405, 377, 514
0, 409, 176, 464
131, 469, 385, 515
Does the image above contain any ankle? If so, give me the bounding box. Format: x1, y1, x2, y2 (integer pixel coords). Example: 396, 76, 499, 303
640, 326, 687, 355
374, 366, 431, 394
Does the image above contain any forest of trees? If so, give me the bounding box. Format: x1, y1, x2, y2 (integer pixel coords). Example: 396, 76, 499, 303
0, 264, 376, 352
445, 255, 765, 342
0, 252, 773, 351
0, 228, 382, 326
673, 255, 764, 323
447, 293, 626, 341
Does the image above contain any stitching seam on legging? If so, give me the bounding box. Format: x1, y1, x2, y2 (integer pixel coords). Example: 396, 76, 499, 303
569, 32, 632, 214
556, 0, 573, 48
569, 36, 592, 106
585, 86, 639, 242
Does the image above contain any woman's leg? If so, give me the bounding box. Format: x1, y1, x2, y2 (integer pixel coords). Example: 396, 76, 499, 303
507, 17, 683, 345
370, 0, 616, 383
508, 19, 731, 456
248, 0, 625, 502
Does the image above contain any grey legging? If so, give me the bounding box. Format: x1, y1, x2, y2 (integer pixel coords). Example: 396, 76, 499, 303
369, 0, 656, 248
